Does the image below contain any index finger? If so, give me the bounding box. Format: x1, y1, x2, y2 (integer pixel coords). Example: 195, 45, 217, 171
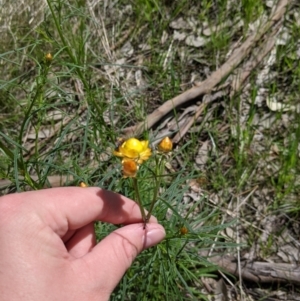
2, 187, 156, 236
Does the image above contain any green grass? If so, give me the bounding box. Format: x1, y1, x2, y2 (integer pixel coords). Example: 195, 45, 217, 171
1, 0, 300, 299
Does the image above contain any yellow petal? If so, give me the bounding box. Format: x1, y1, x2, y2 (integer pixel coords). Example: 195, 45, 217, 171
123, 138, 144, 153
139, 148, 152, 163
120, 147, 140, 159
113, 137, 152, 163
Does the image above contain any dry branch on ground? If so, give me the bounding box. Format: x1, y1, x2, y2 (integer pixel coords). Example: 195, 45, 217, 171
123, 0, 289, 141
210, 255, 300, 285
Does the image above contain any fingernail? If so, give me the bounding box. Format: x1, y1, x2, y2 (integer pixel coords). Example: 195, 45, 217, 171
143, 228, 165, 249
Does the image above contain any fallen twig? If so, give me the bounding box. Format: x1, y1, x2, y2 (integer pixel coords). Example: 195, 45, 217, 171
173, 18, 283, 144
230, 19, 283, 96
123, 0, 289, 138
210, 255, 300, 285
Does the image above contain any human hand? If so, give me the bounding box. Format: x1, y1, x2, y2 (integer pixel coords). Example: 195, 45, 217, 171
0, 187, 165, 301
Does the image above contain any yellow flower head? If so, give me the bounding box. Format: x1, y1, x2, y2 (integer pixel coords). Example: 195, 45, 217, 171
44, 52, 53, 65
79, 181, 88, 187
180, 226, 188, 235
114, 137, 152, 164
157, 137, 173, 153
122, 158, 139, 178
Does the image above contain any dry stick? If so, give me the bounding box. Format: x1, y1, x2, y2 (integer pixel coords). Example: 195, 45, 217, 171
173, 102, 207, 143
123, 0, 289, 137
230, 19, 282, 97
173, 90, 227, 143
209, 255, 300, 286
110, 25, 135, 51
173, 17, 283, 144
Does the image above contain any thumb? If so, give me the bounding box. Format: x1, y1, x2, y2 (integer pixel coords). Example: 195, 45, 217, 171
77, 223, 165, 295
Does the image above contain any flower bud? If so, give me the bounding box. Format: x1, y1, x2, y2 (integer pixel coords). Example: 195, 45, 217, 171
44, 52, 53, 65
180, 227, 188, 235
122, 158, 139, 178
157, 137, 173, 153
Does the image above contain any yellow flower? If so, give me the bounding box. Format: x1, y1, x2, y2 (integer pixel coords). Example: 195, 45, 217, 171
44, 52, 53, 65
122, 158, 139, 178
79, 181, 88, 187
114, 138, 152, 164
157, 137, 173, 153
180, 226, 188, 235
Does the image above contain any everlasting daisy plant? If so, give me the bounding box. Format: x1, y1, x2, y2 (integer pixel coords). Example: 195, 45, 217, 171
113, 136, 173, 228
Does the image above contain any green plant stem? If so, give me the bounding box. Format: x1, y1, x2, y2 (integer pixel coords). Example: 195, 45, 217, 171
16, 64, 50, 190
146, 176, 160, 221
46, 0, 88, 91
132, 177, 147, 226
146, 155, 165, 222
18, 66, 49, 145
46, 0, 107, 130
